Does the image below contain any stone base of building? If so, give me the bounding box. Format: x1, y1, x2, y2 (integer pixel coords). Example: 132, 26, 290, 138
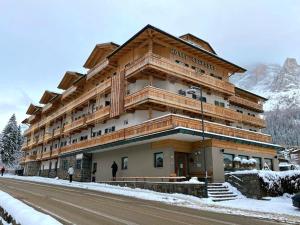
57, 153, 92, 182
24, 161, 40, 176
101, 181, 206, 197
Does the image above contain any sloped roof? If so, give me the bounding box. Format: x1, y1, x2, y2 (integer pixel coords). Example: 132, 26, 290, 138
83, 42, 119, 69
39, 90, 60, 104
57, 71, 84, 90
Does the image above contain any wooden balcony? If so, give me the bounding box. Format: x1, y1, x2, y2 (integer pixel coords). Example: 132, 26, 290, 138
64, 117, 87, 133
53, 128, 63, 138
25, 155, 37, 162
86, 106, 110, 124
21, 142, 28, 150
44, 132, 53, 143
42, 103, 53, 113
229, 95, 263, 112
51, 148, 60, 158
125, 86, 266, 128
61, 86, 78, 101
59, 114, 271, 156
27, 115, 36, 123
27, 139, 37, 148
41, 151, 51, 160
60, 130, 125, 154
125, 53, 235, 96
36, 152, 42, 160
19, 157, 25, 164
38, 78, 111, 128
37, 136, 44, 145
87, 58, 109, 80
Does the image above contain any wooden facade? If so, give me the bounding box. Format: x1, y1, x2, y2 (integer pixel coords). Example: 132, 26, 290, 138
21, 25, 279, 172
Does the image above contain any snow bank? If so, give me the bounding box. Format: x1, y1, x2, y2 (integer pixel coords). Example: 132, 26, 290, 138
0, 190, 62, 225
181, 177, 204, 184
228, 170, 300, 195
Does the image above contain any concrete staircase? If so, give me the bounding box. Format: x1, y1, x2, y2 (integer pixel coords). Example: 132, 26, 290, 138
207, 183, 238, 202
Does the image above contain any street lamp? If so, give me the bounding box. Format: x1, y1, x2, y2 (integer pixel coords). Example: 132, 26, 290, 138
186, 85, 208, 198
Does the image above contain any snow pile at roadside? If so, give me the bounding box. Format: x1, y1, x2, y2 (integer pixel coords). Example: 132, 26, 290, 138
180, 177, 204, 184
0, 190, 62, 225
228, 170, 300, 191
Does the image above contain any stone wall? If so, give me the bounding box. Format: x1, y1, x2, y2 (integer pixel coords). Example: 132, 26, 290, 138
100, 181, 206, 198
24, 161, 40, 176
57, 153, 92, 182
225, 173, 266, 199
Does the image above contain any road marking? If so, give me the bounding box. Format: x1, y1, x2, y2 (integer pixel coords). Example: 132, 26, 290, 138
51, 197, 139, 225
141, 205, 239, 225
22, 199, 76, 225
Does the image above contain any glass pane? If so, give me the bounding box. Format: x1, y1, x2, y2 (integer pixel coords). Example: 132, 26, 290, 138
155, 152, 163, 167
223, 153, 234, 171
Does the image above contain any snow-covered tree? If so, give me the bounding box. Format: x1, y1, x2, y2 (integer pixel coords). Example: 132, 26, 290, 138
0, 114, 23, 167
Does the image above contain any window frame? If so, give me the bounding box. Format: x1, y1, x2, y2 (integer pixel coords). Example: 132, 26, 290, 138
121, 157, 128, 170
154, 152, 164, 168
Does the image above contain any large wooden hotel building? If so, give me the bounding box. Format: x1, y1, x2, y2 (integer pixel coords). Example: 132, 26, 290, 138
21, 25, 281, 182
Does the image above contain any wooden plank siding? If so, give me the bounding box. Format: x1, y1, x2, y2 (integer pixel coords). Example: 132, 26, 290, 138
110, 70, 125, 118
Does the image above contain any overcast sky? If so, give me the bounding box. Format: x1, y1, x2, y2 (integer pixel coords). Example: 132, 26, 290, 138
0, 0, 299, 130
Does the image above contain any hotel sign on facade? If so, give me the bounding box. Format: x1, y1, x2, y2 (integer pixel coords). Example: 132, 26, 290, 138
170, 48, 215, 71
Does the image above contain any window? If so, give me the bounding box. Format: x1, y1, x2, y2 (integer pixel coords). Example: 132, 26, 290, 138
253, 157, 262, 169
264, 158, 273, 170
92, 132, 97, 137
239, 155, 249, 160
223, 153, 234, 171
105, 126, 115, 134
76, 159, 82, 169
124, 120, 128, 125
105, 101, 110, 106
121, 157, 128, 170
154, 152, 164, 168
236, 109, 243, 114
249, 129, 257, 132
215, 101, 225, 107
72, 139, 77, 144
178, 90, 186, 96
236, 126, 242, 129
62, 160, 68, 170
192, 94, 197, 99
55, 161, 58, 171
199, 97, 206, 102
92, 162, 97, 174
97, 130, 102, 136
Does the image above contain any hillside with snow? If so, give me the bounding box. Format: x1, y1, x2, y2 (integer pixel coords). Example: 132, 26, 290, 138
231, 58, 300, 147
231, 58, 300, 111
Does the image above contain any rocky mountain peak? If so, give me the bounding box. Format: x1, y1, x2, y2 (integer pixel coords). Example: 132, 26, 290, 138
282, 58, 299, 74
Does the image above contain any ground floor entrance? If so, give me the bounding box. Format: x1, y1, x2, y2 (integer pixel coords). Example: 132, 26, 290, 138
174, 152, 189, 177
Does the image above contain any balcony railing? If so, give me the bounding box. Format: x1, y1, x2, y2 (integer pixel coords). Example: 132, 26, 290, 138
62, 86, 78, 100
125, 53, 235, 95
229, 95, 263, 112
36, 152, 42, 160
125, 86, 266, 128
44, 133, 53, 143
51, 148, 60, 158
38, 78, 111, 128
53, 128, 63, 138
86, 106, 110, 124
42, 103, 53, 113
64, 117, 87, 133
41, 151, 51, 160
87, 58, 109, 80
59, 114, 271, 156
25, 155, 37, 162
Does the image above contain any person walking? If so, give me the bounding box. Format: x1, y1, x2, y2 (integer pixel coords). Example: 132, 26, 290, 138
68, 166, 74, 182
1, 167, 5, 176
111, 161, 118, 181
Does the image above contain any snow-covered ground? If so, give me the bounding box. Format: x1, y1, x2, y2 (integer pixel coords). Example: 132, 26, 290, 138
0, 189, 62, 225
0, 175, 299, 224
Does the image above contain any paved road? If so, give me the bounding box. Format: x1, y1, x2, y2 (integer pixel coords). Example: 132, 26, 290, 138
0, 178, 286, 225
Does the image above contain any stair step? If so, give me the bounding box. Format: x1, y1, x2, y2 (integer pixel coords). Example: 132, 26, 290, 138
208, 192, 234, 195
212, 197, 237, 202
207, 188, 229, 191
209, 194, 237, 198
208, 183, 223, 186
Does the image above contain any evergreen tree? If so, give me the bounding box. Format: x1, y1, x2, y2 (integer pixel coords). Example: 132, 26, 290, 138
0, 114, 23, 167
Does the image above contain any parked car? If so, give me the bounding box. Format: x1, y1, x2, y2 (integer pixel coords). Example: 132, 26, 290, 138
292, 192, 300, 208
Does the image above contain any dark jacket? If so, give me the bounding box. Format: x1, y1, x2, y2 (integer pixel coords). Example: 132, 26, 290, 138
111, 162, 118, 172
